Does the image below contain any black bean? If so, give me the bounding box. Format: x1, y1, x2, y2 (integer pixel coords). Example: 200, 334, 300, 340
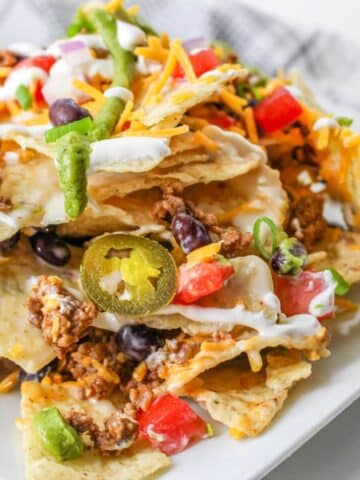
271, 238, 308, 276
49, 98, 92, 126
30, 231, 71, 266
116, 324, 164, 362
0, 231, 20, 254
171, 211, 211, 254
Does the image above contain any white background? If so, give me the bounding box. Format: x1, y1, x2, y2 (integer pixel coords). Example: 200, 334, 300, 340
1, 1, 360, 479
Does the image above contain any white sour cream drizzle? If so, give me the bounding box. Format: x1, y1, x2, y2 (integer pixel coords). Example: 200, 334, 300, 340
159, 294, 321, 338
136, 56, 162, 75
89, 137, 170, 173
0, 67, 48, 101
312, 117, 338, 131
309, 270, 337, 317
116, 20, 146, 51
0, 123, 51, 137
104, 87, 134, 102
96, 292, 322, 339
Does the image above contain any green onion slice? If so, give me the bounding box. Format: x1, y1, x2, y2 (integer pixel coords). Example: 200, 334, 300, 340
15, 84, 33, 110
336, 116, 353, 128
327, 268, 350, 296
46, 117, 93, 144
253, 216, 279, 260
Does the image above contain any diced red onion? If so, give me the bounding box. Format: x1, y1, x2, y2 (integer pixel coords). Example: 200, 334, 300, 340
183, 37, 208, 53
58, 40, 92, 66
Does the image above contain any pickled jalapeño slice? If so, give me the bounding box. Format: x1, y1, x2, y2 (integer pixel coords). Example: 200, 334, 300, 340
81, 234, 177, 316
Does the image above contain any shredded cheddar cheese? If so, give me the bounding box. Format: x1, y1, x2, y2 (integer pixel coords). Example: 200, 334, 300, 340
134, 46, 169, 63
104, 0, 124, 12
193, 130, 219, 152
187, 242, 223, 263
161, 32, 170, 49
171, 90, 195, 105
220, 87, 247, 116
126, 4, 140, 16
244, 107, 259, 143
121, 125, 189, 138
0, 67, 11, 78
72, 79, 105, 104
115, 99, 134, 132
316, 127, 330, 150
172, 40, 197, 82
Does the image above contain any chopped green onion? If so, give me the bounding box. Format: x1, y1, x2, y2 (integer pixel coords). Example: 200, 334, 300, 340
327, 268, 350, 296
253, 217, 280, 260
67, 8, 95, 37
15, 84, 32, 110
336, 116, 353, 128
46, 117, 93, 144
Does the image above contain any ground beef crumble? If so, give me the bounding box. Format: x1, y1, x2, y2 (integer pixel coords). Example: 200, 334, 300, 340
153, 182, 252, 257
65, 410, 139, 455
288, 194, 327, 250
60, 328, 132, 399
27, 275, 98, 358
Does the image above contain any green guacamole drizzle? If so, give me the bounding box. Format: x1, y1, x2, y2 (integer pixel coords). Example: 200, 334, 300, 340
55, 8, 135, 220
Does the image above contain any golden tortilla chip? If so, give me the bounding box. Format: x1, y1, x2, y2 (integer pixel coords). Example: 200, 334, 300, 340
21, 382, 170, 480
159, 327, 326, 395
186, 350, 311, 437
313, 230, 360, 284
0, 240, 82, 372
138, 67, 248, 127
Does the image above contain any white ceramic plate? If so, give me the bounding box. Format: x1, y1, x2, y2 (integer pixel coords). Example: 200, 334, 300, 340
1, 295, 360, 480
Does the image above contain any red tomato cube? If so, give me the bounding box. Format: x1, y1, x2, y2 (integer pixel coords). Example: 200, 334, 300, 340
253, 86, 303, 133
138, 394, 208, 455
275, 270, 335, 319
15, 55, 56, 73
210, 112, 236, 129
174, 261, 234, 305
173, 48, 220, 78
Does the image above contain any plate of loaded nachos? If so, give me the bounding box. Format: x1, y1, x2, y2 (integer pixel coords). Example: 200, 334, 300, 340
1, 1, 360, 479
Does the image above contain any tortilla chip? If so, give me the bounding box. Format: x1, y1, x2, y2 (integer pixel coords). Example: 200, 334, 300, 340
313, 230, 360, 284
0, 239, 82, 372
0, 152, 66, 241
186, 350, 311, 437
138, 67, 248, 127
89, 131, 261, 202
21, 382, 170, 480
159, 326, 326, 395
185, 164, 288, 232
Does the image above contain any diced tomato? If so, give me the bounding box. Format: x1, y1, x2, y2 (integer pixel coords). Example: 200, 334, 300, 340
253, 86, 303, 133
121, 120, 131, 131
15, 55, 56, 73
274, 270, 335, 320
210, 112, 236, 129
33, 80, 45, 106
174, 260, 234, 305
173, 48, 220, 78
138, 394, 208, 455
